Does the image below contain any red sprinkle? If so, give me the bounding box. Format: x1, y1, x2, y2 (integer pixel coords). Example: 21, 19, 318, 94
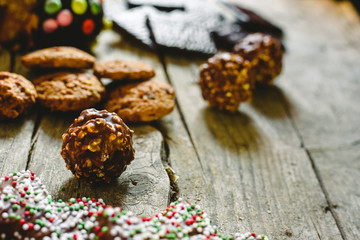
4, 176, 9, 181
91, 198, 96, 202
96, 202, 100, 206
31, 172, 35, 176
186, 219, 194, 225
126, 219, 131, 225
24, 186, 28, 191
19, 219, 25, 225
251, 233, 256, 237
166, 229, 170, 234
30, 176, 34, 180
12, 181, 17, 186
82, 18, 95, 34
77, 198, 81, 202
88, 211, 93, 216
28, 223, 34, 229
74, 234, 77, 240
49, 218, 54, 223
94, 226, 100, 232
21, 202, 26, 207
24, 211, 30, 216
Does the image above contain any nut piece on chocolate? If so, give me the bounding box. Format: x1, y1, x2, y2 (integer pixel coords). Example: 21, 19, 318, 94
104, 80, 175, 122
199, 53, 253, 112
233, 33, 283, 85
33, 71, 105, 112
0, 72, 37, 119
94, 60, 155, 81
21, 46, 96, 69
61, 109, 135, 183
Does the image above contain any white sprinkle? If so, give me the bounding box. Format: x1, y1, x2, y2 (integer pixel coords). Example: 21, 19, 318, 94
1, 212, 8, 219
34, 224, 41, 231
23, 224, 29, 231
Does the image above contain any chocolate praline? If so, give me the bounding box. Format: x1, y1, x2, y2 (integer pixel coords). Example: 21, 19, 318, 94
61, 108, 135, 183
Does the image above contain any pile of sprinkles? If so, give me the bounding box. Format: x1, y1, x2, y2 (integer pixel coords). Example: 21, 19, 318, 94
0, 171, 268, 240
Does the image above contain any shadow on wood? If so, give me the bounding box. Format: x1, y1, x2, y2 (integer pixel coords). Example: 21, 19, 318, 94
202, 107, 261, 153
250, 84, 291, 119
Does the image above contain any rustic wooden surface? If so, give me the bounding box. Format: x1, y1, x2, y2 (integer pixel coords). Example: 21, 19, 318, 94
0, 0, 359, 239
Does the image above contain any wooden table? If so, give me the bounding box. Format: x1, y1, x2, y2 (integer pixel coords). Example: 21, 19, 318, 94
1, 0, 359, 239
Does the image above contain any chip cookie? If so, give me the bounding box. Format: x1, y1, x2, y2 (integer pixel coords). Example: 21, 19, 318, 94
94, 59, 155, 81
0, 72, 37, 119
33, 71, 105, 112
104, 80, 175, 122
21, 46, 96, 69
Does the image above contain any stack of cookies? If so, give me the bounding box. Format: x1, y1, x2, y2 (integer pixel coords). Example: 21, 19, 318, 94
21, 46, 106, 112
0, 46, 176, 122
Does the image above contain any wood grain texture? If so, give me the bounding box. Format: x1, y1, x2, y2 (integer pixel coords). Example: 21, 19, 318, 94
310, 146, 360, 240
162, 55, 342, 239
234, 0, 360, 238
235, 0, 360, 148
0, 50, 35, 176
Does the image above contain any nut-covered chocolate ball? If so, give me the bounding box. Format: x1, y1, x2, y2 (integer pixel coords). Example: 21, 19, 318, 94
199, 52, 253, 112
61, 108, 135, 183
233, 33, 283, 85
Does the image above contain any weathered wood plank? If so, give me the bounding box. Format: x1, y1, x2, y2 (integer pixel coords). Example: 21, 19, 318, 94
310, 146, 360, 240
235, 0, 360, 238
163, 55, 342, 238
235, 0, 360, 148
0, 50, 35, 176
26, 114, 170, 215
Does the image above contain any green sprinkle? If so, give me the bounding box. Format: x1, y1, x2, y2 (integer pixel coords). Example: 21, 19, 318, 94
129, 230, 135, 237
26, 191, 31, 195
58, 199, 63, 203
169, 207, 173, 212
57, 207, 62, 212
12, 205, 18, 211
56, 230, 61, 236
34, 192, 39, 195
15, 215, 21, 221
191, 204, 195, 209
136, 228, 141, 233
20, 181, 25, 184
29, 209, 34, 215
177, 227, 182, 232
4, 196, 9, 201
9, 213, 15, 218
166, 233, 176, 239
13, 172, 17, 176
60, 186, 65, 191
25, 205, 30, 210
